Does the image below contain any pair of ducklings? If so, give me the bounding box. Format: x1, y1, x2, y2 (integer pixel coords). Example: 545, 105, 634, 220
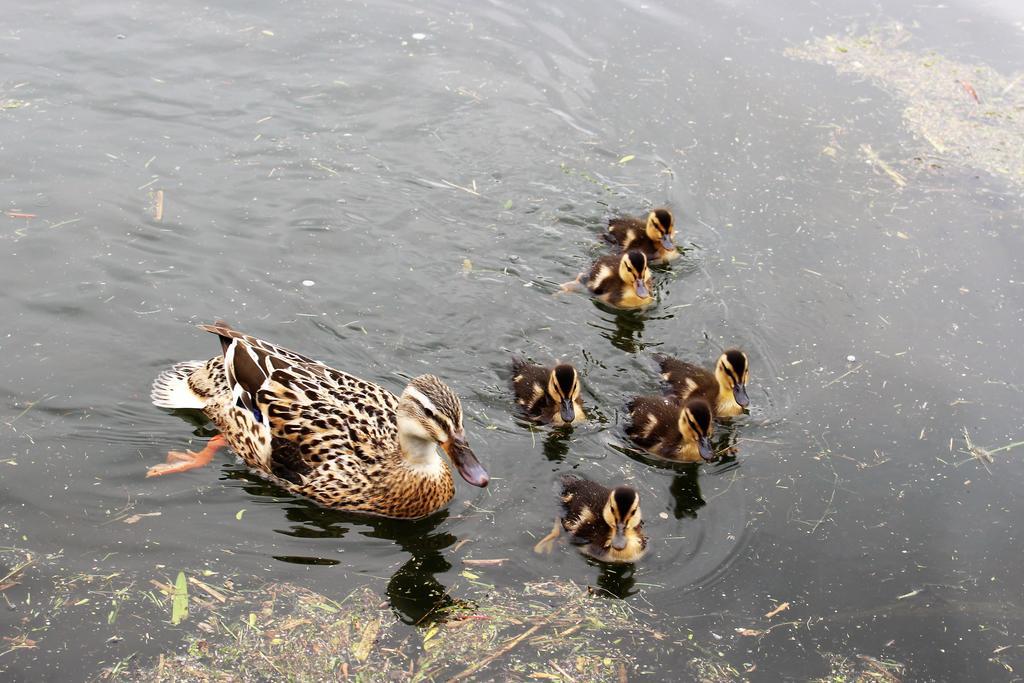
516, 348, 750, 562
562, 208, 679, 309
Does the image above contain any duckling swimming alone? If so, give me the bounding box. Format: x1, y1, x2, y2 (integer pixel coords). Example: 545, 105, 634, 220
626, 395, 716, 462
533, 474, 648, 563
561, 250, 655, 310
607, 208, 680, 264
654, 349, 749, 417
511, 357, 585, 426
148, 321, 488, 518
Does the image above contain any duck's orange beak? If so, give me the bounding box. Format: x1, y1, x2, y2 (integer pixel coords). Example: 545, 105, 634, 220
442, 432, 489, 487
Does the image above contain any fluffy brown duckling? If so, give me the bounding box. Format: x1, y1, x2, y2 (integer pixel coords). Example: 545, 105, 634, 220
607, 208, 679, 264
625, 395, 716, 462
561, 250, 655, 310
654, 349, 749, 417
511, 357, 585, 426
533, 474, 648, 563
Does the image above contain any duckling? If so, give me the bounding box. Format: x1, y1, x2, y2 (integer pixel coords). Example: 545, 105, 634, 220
625, 395, 716, 462
533, 474, 648, 563
654, 349, 749, 417
561, 250, 655, 310
607, 208, 680, 264
510, 357, 585, 426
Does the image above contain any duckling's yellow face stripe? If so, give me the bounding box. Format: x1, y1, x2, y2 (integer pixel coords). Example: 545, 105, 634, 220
602, 496, 618, 529
646, 210, 675, 243
679, 407, 713, 441
547, 372, 565, 402
618, 253, 649, 284
717, 355, 749, 387
547, 367, 580, 402
603, 491, 641, 529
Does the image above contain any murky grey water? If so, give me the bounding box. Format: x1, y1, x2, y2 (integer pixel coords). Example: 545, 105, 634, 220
2, 0, 1023, 679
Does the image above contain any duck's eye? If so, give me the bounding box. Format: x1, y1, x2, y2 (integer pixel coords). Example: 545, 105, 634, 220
419, 404, 449, 433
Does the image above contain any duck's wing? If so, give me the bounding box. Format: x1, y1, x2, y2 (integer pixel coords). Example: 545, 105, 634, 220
653, 354, 715, 399
607, 216, 644, 248
200, 322, 399, 479
511, 358, 550, 412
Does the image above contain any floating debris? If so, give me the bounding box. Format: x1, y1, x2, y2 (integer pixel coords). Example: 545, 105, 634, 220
170, 572, 189, 625
787, 26, 1024, 187
151, 190, 164, 222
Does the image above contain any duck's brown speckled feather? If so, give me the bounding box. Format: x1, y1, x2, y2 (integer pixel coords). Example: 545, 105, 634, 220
625, 394, 685, 459
607, 216, 649, 251
510, 357, 550, 415
170, 323, 455, 518
654, 354, 719, 403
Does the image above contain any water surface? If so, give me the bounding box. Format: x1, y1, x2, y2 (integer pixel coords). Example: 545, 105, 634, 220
2, 0, 1023, 679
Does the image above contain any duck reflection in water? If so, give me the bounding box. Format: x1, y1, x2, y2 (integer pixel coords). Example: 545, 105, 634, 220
587, 557, 639, 599
588, 305, 650, 354
668, 428, 739, 518
668, 465, 706, 519
542, 428, 572, 461
223, 468, 463, 625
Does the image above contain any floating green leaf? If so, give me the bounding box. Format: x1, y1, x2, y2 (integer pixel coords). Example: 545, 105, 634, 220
171, 571, 189, 625
236, 509, 246, 521
618, 154, 635, 164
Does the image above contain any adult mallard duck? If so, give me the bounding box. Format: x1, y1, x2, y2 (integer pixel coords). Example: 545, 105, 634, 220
654, 349, 749, 417
510, 357, 585, 426
533, 474, 647, 563
147, 321, 489, 518
607, 208, 679, 264
625, 395, 716, 462
561, 250, 655, 310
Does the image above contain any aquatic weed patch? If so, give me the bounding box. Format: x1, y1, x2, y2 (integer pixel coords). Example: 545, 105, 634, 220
129, 580, 660, 682
787, 26, 1024, 187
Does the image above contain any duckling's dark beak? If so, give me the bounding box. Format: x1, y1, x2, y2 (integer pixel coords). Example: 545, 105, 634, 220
611, 524, 628, 551
660, 234, 675, 251
635, 280, 649, 298
698, 435, 716, 462
443, 434, 489, 487
733, 383, 749, 408
559, 398, 576, 424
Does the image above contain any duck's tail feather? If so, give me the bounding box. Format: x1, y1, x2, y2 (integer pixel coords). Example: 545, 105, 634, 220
151, 360, 208, 409
510, 355, 528, 374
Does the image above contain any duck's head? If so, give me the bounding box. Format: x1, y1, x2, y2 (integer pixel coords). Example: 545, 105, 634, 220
715, 349, 749, 408
547, 363, 581, 423
618, 250, 653, 300
645, 208, 676, 252
601, 485, 643, 551
677, 397, 715, 462
397, 375, 489, 487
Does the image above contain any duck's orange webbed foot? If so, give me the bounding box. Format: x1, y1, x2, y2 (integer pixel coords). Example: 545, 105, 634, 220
533, 518, 563, 555
555, 275, 584, 297
146, 434, 227, 478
